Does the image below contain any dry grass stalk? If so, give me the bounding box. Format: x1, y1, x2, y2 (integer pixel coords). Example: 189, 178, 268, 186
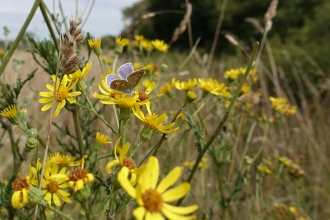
59, 16, 85, 76
245, 17, 264, 33
264, 0, 278, 32
170, 3, 192, 43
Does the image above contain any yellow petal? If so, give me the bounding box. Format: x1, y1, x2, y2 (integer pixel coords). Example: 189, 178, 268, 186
66, 97, 77, 104
11, 191, 23, 208
162, 183, 190, 202
163, 203, 198, 215
21, 188, 29, 204
120, 142, 130, 163
117, 167, 137, 198
157, 167, 181, 194
162, 208, 197, 220
41, 102, 53, 111
53, 193, 61, 206
132, 206, 146, 220
105, 160, 120, 173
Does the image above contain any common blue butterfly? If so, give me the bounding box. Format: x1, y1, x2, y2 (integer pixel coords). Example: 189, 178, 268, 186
106, 63, 145, 94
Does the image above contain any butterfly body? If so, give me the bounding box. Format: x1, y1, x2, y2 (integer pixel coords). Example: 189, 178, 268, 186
106, 63, 144, 94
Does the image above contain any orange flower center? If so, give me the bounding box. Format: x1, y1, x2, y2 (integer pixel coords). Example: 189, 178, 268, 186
46, 180, 59, 193
12, 174, 29, 191
68, 167, 87, 181
142, 189, 163, 212
56, 86, 69, 102
122, 158, 136, 170
138, 92, 149, 101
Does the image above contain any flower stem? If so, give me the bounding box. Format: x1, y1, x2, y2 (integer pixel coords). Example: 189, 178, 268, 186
39, 1, 59, 51
81, 200, 93, 220
39, 200, 74, 220
129, 140, 144, 158
97, 55, 105, 75
0, 0, 42, 77
72, 107, 85, 158
80, 93, 117, 134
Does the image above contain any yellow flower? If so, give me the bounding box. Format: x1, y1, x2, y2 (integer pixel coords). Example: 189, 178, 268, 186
0, 105, 21, 125
151, 39, 169, 52
224, 68, 241, 80
0, 49, 5, 57
94, 79, 137, 106
278, 156, 292, 167
88, 38, 101, 49
39, 75, 81, 118
96, 132, 112, 145
118, 156, 198, 220
141, 39, 153, 51
106, 140, 145, 184
184, 157, 209, 169
46, 153, 81, 167
135, 35, 145, 42
67, 156, 94, 193
133, 62, 141, 70
116, 36, 129, 47
41, 164, 71, 206
11, 174, 30, 208
69, 63, 92, 82
197, 78, 231, 98
175, 78, 197, 91
269, 97, 297, 116
257, 165, 272, 175
133, 104, 179, 135
159, 79, 177, 97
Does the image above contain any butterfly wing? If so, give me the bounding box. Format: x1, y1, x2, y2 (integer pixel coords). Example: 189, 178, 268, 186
110, 80, 135, 94
106, 74, 121, 87
127, 68, 145, 88
117, 63, 134, 80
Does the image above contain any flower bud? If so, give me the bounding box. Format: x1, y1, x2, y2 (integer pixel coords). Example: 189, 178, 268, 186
184, 91, 197, 104
27, 128, 38, 138
25, 137, 38, 150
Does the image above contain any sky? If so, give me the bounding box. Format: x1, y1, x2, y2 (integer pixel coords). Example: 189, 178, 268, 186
0, 0, 139, 40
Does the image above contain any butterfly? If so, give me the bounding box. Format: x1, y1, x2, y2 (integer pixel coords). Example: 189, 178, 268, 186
106, 63, 145, 94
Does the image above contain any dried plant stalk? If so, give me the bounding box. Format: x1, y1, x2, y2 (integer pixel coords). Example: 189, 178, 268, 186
59, 16, 85, 76
170, 3, 192, 43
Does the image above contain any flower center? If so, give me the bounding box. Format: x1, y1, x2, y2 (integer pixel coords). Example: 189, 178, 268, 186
56, 86, 69, 102
122, 158, 136, 170
46, 180, 59, 193
12, 174, 29, 191
68, 167, 88, 181
142, 189, 163, 212
138, 92, 149, 101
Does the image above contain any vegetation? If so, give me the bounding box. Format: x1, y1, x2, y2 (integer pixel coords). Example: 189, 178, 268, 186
0, 0, 329, 220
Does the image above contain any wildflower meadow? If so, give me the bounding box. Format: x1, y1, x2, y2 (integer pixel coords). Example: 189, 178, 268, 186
0, 0, 329, 220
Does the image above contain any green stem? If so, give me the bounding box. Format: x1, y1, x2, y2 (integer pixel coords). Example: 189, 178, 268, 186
81, 200, 93, 220
97, 55, 105, 75
39, 1, 59, 51
6, 123, 21, 174
79, 93, 117, 134
0, 0, 42, 77
129, 140, 144, 158
112, 54, 119, 74
176, 42, 259, 206
72, 107, 85, 158
39, 200, 74, 220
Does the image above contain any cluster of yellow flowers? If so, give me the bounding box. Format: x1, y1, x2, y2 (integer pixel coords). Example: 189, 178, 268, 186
11, 154, 93, 208
270, 96, 297, 116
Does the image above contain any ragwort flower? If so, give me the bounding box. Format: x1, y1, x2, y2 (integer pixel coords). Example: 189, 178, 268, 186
175, 78, 197, 91
118, 156, 198, 220
41, 164, 71, 206
96, 132, 112, 145
66, 156, 94, 193
39, 75, 81, 118
106, 140, 145, 184
11, 174, 30, 208
151, 39, 169, 52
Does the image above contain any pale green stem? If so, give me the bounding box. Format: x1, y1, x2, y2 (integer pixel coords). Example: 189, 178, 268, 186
97, 55, 105, 75
129, 140, 144, 158
79, 93, 117, 134
81, 200, 93, 220
39, 200, 74, 220
39, 1, 59, 51
0, 0, 42, 77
